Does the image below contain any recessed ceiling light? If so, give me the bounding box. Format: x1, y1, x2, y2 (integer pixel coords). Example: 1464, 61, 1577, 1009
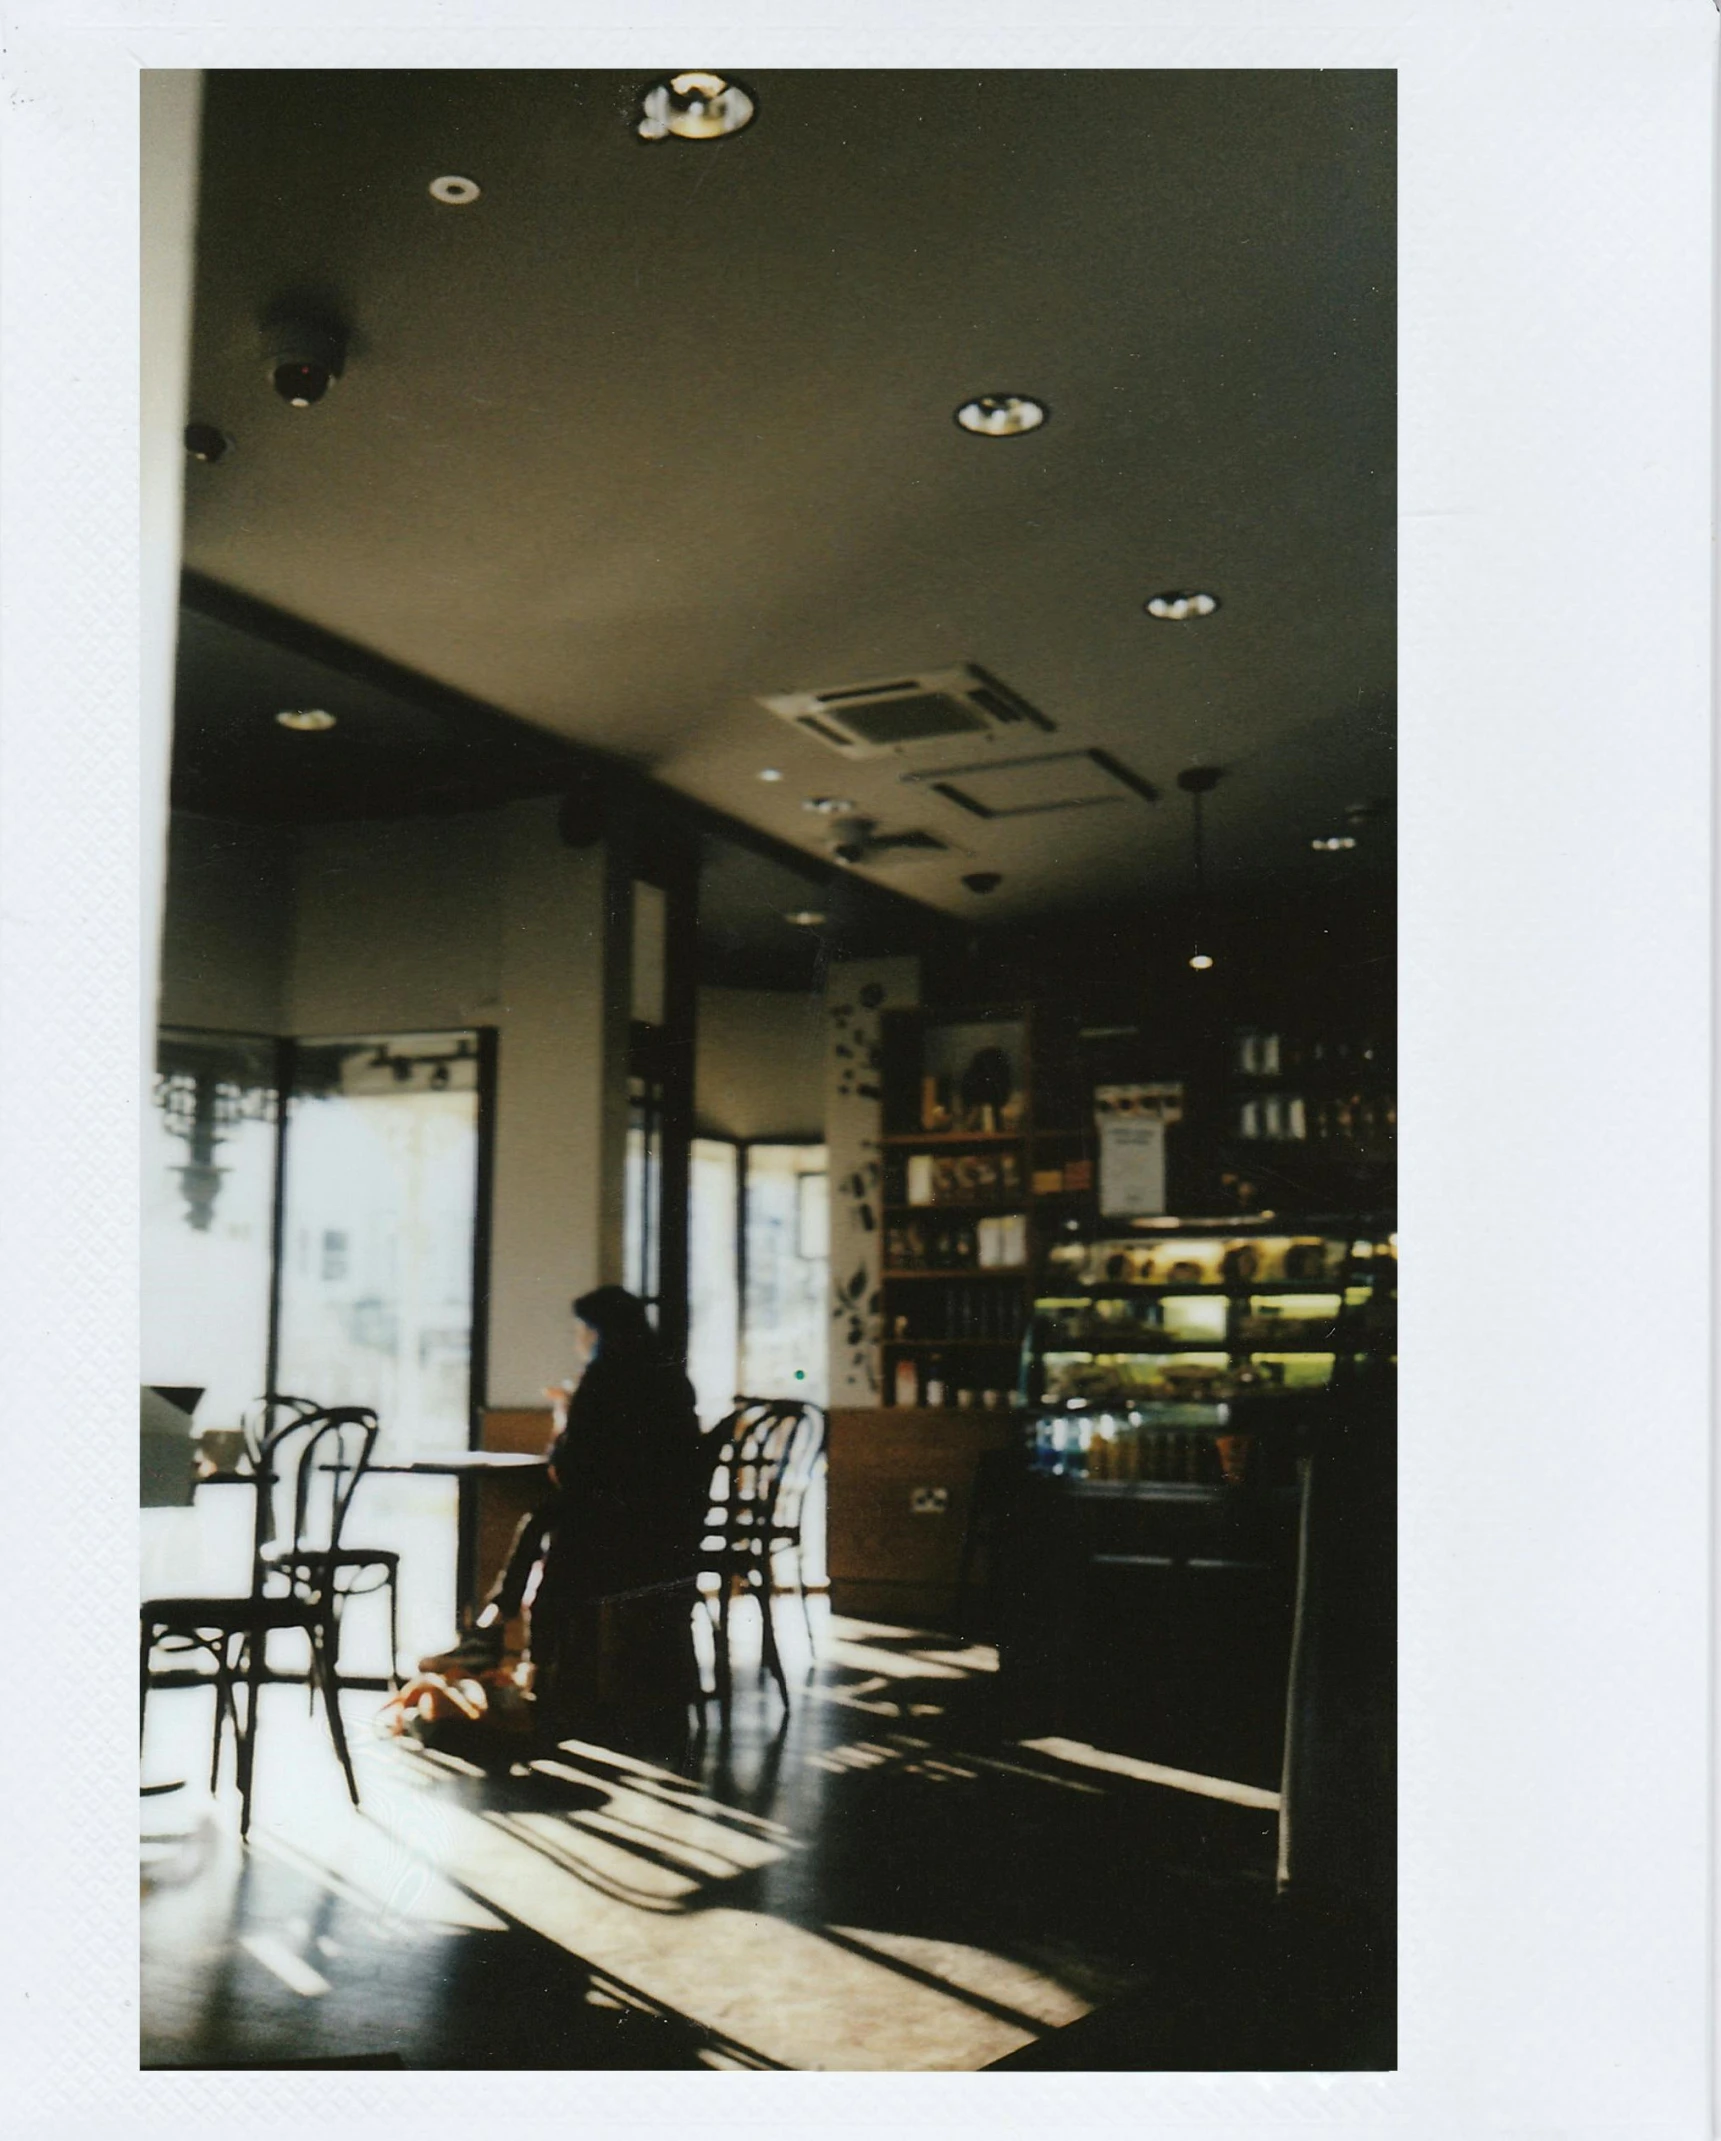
955, 395, 1048, 438
1145, 591, 1220, 620
785, 910, 827, 929
638, 72, 756, 141
1188, 952, 1215, 971
428, 174, 482, 206
805, 796, 857, 815
758, 767, 785, 783
1311, 835, 1358, 852
276, 708, 337, 732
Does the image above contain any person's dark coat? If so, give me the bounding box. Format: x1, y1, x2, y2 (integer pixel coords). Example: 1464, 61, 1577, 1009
531, 1343, 708, 1620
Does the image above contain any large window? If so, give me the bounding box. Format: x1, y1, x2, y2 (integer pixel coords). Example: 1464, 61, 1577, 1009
741, 1144, 829, 1407
144, 1029, 281, 1434
687, 1140, 830, 1411
623, 1069, 665, 1318
143, 1025, 489, 1665
687, 1138, 739, 1426
274, 1034, 481, 1458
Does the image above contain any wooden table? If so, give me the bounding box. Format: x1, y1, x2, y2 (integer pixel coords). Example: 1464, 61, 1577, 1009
356, 1450, 550, 1628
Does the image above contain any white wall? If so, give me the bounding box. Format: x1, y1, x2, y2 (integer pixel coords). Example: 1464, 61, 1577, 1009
289, 796, 619, 1404
695, 985, 825, 1143
157, 811, 293, 1033
140, 72, 201, 1055
157, 795, 625, 1409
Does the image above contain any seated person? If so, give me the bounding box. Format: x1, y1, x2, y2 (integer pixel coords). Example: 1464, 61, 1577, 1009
421, 1285, 707, 1679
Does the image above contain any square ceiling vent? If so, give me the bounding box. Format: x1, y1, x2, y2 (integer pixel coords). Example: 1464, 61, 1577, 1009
758, 664, 1054, 759
903, 747, 1161, 817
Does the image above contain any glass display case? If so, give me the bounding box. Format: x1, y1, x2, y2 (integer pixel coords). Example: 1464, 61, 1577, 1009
1018, 1221, 1395, 1489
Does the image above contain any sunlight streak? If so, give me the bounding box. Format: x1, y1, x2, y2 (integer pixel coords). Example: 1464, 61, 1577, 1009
238, 1933, 330, 1998
1019, 1736, 1282, 1810
414, 1800, 1043, 2068
827, 1925, 1092, 2029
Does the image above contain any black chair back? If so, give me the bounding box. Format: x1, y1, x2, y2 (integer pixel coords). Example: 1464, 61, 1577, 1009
704, 1398, 823, 1547
286, 1408, 381, 1564
770, 1404, 827, 1539
242, 1392, 322, 1474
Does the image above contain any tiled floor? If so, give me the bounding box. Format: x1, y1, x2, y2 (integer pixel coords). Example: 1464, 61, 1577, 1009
141, 1598, 1389, 2072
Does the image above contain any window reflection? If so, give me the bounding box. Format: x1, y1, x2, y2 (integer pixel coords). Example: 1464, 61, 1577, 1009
275, 1033, 479, 1458
144, 1029, 279, 1432
741, 1144, 828, 1407
688, 1139, 739, 1425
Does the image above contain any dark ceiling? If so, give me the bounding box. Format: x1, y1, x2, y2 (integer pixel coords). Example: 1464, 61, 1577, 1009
176, 67, 1394, 933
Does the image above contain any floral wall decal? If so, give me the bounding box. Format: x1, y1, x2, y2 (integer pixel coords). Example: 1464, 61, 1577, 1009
824, 958, 918, 1405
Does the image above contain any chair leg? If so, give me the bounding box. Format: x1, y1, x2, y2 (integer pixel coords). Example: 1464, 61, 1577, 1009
755, 1557, 790, 1711
386, 1568, 401, 1690
714, 1564, 735, 1708
308, 1601, 322, 1714
793, 1541, 816, 1659
237, 1630, 263, 1841
211, 1642, 233, 1794
139, 1620, 153, 1754
310, 1620, 361, 1808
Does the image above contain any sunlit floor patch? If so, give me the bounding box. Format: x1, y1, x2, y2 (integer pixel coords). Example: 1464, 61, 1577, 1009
144, 1611, 1317, 2073
825, 1617, 940, 1645
961, 1749, 1107, 1796
820, 1639, 967, 1681
1019, 1736, 1281, 1811
827, 1925, 1093, 2030
906, 1644, 999, 1674
411, 1797, 1042, 2069
238, 1932, 331, 1998
486, 1808, 701, 1905
536, 1750, 794, 1854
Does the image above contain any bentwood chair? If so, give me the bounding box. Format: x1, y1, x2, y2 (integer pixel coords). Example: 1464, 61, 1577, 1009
697, 1399, 826, 1712
139, 1406, 379, 1837
251, 1400, 402, 1690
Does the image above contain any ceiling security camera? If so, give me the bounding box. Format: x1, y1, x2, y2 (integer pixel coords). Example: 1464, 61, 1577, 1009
828, 814, 876, 867
263, 315, 346, 407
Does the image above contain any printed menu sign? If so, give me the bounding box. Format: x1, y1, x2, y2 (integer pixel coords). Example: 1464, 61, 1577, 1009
1098, 1116, 1167, 1216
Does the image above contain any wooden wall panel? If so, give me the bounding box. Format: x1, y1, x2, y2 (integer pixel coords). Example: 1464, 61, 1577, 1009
826, 1406, 1015, 1626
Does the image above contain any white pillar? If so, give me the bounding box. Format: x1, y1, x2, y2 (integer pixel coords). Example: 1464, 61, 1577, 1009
141, 73, 202, 1035
823, 956, 919, 1407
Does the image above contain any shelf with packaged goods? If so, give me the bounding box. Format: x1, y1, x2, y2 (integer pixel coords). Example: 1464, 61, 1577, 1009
884, 1202, 1029, 1216
1041, 1341, 1343, 1358
1034, 1281, 1354, 1298
883, 1336, 1023, 1348
875, 1405, 1021, 1421
879, 1130, 1028, 1147
883, 1266, 1028, 1281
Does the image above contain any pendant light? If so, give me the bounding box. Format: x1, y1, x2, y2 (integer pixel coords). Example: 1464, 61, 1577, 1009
1177, 765, 1223, 971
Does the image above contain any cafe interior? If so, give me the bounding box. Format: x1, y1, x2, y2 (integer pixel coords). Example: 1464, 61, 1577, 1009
139, 68, 1396, 2074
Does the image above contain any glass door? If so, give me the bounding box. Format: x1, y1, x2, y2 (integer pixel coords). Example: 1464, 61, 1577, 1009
274, 1032, 481, 1457
272, 1030, 486, 1667
740, 1143, 829, 1405
144, 1028, 283, 1599
739, 1142, 828, 1589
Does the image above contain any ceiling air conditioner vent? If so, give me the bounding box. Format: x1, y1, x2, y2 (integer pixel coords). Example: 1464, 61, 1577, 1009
759, 664, 1054, 759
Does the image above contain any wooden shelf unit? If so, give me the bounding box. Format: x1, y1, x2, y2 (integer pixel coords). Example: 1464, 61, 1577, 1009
878, 1004, 1041, 1407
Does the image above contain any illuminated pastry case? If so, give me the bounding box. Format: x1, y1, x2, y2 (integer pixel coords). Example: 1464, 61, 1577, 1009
992, 1217, 1396, 1775
1020, 1219, 1395, 1484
